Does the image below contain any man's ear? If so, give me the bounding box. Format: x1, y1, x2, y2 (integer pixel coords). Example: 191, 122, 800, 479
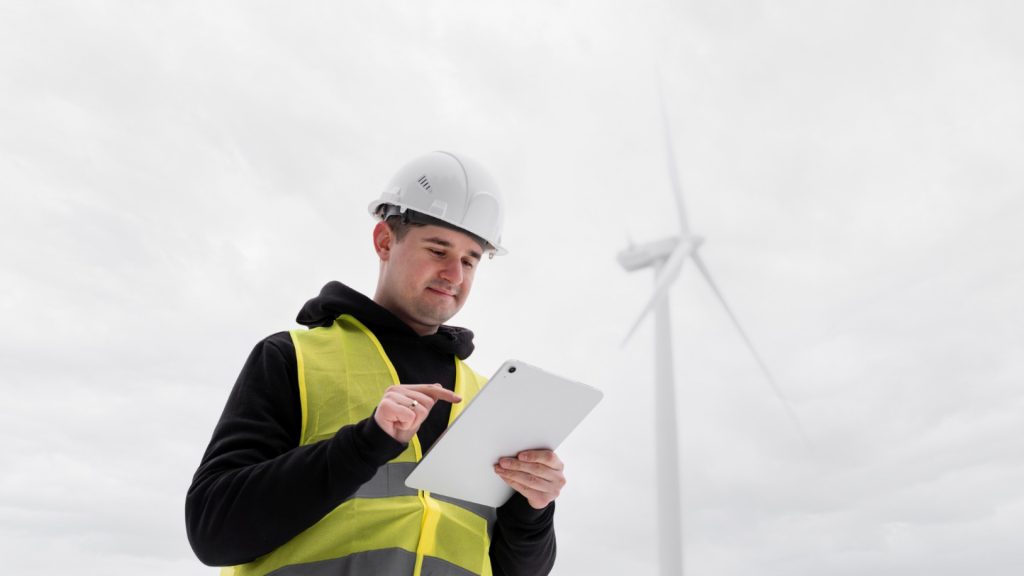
373, 221, 393, 261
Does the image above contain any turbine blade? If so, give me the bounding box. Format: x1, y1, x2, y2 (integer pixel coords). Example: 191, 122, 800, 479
658, 81, 691, 238
691, 252, 810, 446
622, 239, 694, 345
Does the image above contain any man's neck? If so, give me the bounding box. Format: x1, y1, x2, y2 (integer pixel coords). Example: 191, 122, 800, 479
371, 295, 438, 337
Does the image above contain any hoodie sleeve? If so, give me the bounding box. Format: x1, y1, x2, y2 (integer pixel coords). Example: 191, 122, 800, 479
184, 332, 406, 566
490, 494, 557, 575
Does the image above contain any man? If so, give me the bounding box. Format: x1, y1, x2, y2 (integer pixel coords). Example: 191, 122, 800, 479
186, 151, 564, 576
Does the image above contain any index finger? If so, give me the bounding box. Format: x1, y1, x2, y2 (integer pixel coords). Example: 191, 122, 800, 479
401, 383, 462, 404
516, 449, 562, 469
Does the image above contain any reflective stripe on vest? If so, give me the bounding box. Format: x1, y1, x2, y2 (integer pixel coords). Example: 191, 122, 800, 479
223, 314, 494, 576
349, 462, 497, 533
264, 548, 479, 576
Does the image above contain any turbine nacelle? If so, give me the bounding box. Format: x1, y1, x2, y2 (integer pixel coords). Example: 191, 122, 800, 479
618, 235, 704, 272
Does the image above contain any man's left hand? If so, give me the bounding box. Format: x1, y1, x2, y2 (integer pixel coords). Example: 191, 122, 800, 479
493, 450, 565, 509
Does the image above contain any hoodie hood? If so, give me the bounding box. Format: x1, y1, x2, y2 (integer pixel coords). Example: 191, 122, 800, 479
296, 281, 476, 360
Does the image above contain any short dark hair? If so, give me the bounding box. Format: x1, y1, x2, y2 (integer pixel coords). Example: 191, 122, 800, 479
383, 214, 424, 243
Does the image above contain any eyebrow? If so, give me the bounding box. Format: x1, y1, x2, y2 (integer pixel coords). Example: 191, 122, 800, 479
423, 236, 482, 261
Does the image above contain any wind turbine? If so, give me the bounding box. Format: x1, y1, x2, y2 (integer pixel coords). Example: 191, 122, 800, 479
619, 91, 805, 576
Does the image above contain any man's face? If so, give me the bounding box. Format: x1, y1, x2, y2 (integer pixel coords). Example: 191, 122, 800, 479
373, 221, 484, 335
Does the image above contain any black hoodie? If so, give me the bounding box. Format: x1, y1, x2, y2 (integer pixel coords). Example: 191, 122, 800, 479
185, 282, 556, 575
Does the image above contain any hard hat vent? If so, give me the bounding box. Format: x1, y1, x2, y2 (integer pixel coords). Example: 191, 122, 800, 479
417, 175, 432, 193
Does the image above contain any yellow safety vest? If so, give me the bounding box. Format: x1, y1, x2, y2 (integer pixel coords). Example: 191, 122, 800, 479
222, 314, 495, 576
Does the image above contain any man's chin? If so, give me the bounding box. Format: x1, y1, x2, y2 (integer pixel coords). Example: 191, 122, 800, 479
415, 305, 459, 327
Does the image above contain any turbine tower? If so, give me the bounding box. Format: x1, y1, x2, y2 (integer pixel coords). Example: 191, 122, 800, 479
619, 91, 804, 576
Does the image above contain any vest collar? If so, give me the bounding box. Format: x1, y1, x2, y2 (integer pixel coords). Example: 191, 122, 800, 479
296, 281, 476, 359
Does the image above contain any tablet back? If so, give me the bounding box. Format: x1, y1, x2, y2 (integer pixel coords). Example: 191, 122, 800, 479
405, 360, 603, 507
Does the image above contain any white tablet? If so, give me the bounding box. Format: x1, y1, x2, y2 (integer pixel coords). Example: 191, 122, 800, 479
405, 359, 603, 507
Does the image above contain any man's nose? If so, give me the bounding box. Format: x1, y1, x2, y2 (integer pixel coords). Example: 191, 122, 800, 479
439, 257, 463, 285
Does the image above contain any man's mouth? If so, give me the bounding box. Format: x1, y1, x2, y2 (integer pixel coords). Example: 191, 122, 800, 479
427, 286, 457, 298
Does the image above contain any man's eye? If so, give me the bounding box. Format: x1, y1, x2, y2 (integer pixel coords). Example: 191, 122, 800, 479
429, 249, 445, 257
462, 259, 475, 269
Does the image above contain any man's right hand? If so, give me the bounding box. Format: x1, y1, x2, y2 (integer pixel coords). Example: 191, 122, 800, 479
374, 384, 462, 443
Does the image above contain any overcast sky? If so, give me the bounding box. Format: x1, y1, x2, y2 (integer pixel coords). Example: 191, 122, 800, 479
2, 1, 1023, 574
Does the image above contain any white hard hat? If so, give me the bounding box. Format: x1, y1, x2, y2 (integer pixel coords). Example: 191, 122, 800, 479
368, 151, 507, 255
